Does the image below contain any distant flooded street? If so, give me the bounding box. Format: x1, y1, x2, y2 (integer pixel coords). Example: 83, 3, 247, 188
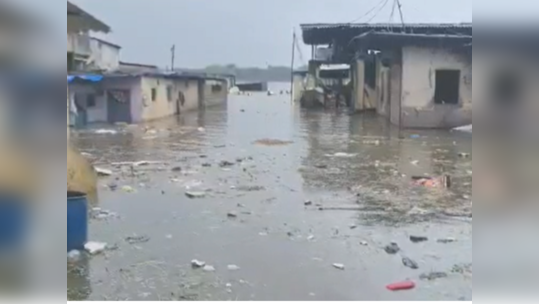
68, 83, 472, 301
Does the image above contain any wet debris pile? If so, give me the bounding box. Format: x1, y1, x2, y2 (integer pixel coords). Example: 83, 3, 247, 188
253, 139, 293, 146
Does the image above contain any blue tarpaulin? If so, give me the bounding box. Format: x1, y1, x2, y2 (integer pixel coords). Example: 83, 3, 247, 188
67, 75, 104, 83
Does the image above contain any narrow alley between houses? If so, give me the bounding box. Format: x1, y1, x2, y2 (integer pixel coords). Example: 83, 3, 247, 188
68, 84, 472, 301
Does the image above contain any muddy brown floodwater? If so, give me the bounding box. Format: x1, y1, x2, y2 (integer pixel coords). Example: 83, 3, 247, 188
68, 83, 472, 301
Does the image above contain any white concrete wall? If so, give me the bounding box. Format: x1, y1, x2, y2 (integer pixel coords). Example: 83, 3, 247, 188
67, 33, 91, 56
89, 39, 120, 71
393, 46, 472, 128
68, 84, 107, 123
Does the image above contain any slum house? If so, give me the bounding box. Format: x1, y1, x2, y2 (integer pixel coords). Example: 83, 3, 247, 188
68, 72, 228, 126
300, 23, 472, 129
351, 31, 472, 129
67, 0, 111, 133
297, 62, 352, 108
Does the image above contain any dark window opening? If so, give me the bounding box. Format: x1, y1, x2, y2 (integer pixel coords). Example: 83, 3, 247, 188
166, 86, 173, 102
364, 60, 376, 89
211, 84, 222, 93
434, 70, 460, 105
491, 71, 520, 106
151, 88, 157, 102
178, 91, 186, 106
86, 94, 96, 108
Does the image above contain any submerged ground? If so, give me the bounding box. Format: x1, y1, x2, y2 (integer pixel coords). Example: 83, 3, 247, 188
67, 84, 472, 301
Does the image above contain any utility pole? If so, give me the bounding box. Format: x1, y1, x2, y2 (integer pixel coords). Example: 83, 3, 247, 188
290, 29, 296, 102
170, 44, 176, 71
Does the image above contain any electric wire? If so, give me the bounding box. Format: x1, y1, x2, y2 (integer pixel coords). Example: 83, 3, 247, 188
348, 0, 388, 23
364, 0, 390, 24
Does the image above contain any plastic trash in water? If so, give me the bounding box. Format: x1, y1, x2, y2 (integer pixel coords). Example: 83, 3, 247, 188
387, 281, 416, 291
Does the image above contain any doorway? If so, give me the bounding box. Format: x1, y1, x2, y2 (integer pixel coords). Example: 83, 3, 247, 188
176, 91, 185, 114
434, 70, 461, 105
107, 90, 132, 123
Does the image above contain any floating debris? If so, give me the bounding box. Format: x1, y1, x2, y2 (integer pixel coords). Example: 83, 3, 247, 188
94, 167, 112, 177
410, 236, 428, 243
121, 186, 135, 193
253, 139, 293, 146
402, 257, 419, 269
227, 264, 241, 271
125, 235, 151, 245
91, 208, 118, 220
84, 242, 107, 255
332, 263, 345, 270
325, 152, 357, 158
203, 265, 216, 272
191, 260, 206, 268
219, 160, 235, 168
387, 281, 416, 291
67, 250, 81, 262
185, 191, 206, 199
420, 272, 448, 281
94, 129, 117, 135
384, 243, 401, 255
437, 237, 457, 244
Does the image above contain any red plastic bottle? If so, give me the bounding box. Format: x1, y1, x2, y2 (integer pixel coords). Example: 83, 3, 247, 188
386, 281, 416, 291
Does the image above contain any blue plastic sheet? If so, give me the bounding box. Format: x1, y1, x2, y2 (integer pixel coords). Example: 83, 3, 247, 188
67, 75, 104, 83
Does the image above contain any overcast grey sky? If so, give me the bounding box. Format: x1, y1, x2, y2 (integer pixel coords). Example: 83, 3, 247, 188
15, 0, 539, 68
67, 0, 472, 68
10, 0, 491, 68
62, 0, 476, 68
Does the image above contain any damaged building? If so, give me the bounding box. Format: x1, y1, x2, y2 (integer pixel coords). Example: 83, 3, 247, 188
299, 23, 472, 129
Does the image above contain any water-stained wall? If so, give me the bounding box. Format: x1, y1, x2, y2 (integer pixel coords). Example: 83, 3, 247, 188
385, 46, 472, 129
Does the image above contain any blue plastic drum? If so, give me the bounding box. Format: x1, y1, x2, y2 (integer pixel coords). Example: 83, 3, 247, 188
0, 194, 27, 253
67, 192, 88, 252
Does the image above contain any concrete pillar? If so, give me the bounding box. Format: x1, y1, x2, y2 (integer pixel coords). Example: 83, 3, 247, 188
352, 59, 365, 112
375, 57, 382, 113
292, 74, 305, 103
307, 61, 320, 89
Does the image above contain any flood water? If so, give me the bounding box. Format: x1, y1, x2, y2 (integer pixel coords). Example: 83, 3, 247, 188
68, 83, 472, 301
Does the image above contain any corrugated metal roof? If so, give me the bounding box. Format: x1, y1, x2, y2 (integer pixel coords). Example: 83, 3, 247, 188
301, 22, 472, 45
94, 70, 230, 82
350, 32, 472, 49
300, 22, 472, 30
